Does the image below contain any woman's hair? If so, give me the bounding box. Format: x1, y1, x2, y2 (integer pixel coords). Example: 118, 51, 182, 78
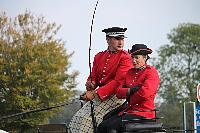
142, 55, 150, 62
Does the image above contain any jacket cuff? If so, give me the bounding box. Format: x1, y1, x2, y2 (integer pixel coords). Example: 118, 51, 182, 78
96, 89, 107, 101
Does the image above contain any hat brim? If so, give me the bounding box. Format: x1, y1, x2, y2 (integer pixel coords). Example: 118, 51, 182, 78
129, 48, 152, 55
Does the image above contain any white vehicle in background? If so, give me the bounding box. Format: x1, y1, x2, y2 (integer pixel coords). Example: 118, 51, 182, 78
0, 130, 8, 133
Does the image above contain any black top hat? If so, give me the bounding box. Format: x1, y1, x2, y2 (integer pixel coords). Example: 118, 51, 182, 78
129, 44, 152, 55
102, 27, 127, 38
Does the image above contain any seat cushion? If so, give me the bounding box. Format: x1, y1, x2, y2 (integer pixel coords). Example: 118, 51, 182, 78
124, 122, 164, 132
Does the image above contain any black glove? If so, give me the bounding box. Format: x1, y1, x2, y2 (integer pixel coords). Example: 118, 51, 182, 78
122, 84, 127, 88
129, 86, 141, 96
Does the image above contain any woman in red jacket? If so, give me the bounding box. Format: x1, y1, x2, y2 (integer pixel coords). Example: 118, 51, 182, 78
97, 44, 160, 133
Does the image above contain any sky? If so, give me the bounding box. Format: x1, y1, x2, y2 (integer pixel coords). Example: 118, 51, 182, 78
1, 0, 200, 91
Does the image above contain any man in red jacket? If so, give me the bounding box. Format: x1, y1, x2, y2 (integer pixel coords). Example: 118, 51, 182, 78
69, 27, 133, 133
97, 44, 160, 133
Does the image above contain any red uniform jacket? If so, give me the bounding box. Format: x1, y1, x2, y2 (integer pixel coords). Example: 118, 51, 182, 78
87, 50, 133, 101
116, 65, 160, 118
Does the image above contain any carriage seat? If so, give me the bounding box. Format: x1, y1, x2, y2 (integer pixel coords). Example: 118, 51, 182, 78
124, 121, 165, 132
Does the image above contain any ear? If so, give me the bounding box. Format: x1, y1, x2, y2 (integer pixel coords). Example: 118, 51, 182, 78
106, 37, 111, 43
143, 55, 149, 62
142, 55, 147, 60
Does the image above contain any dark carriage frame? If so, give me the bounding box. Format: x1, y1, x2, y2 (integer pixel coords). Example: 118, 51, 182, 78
121, 109, 166, 133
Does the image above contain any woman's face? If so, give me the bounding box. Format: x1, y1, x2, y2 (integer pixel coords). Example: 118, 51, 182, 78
131, 55, 146, 68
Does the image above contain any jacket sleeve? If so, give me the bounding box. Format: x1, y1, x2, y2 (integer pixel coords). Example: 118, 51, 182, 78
129, 68, 160, 105
96, 54, 132, 101
116, 85, 129, 99
87, 54, 98, 83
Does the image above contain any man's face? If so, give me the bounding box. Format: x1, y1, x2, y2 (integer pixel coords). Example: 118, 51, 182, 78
107, 37, 124, 51
131, 55, 146, 68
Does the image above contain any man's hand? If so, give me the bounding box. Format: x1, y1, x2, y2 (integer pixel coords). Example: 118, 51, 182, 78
80, 92, 86, 100
85, 81, 96, 91
80, 90, 96, 101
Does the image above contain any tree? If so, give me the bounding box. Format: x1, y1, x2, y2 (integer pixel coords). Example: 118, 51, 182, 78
154, 23, 200, 129
0, 11, 78, 132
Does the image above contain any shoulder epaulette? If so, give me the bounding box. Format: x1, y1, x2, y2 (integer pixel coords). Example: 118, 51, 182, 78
121, 50, 129, 55
96, 50, 106, 54
146, 65, 156, 70
146, 65, 151, 69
